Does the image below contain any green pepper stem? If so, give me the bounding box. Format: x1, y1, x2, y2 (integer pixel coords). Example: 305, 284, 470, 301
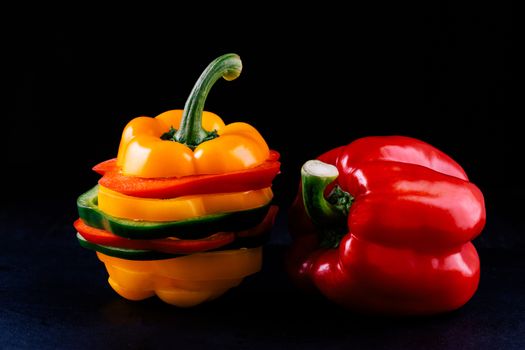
174, 53, 242, 149
301, 160, 353, 247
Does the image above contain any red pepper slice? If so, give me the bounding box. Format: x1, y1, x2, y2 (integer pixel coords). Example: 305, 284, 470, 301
94, 151, 280, 198
74, 219, 235, 254
73, 205, 279, 254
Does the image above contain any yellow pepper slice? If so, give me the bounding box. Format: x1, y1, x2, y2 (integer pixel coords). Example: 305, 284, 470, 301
97, 247, 262, 307
97, 185, 273, 221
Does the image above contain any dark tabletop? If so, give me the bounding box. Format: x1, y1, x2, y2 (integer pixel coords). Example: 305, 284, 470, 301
1, 198, 524, 350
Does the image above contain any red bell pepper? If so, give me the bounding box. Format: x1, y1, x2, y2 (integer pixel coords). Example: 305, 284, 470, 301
286, 136, 486, 315
94, 151, 280, 198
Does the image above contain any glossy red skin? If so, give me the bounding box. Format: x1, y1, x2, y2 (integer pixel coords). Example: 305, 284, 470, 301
287, 136, 486, 315
94, 151, 280, 199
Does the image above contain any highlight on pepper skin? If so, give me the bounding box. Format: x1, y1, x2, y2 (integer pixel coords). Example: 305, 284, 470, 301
286, 136, 486, 315
73, 53, 281, 307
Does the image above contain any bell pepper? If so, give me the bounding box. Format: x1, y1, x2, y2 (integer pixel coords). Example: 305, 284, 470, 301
97, 184, 273, 221
287, 136, 486, 315
73, 205, 277, 255
77, 185, 271, 239
74, 53, 280, 307
116, 53, 270, 179
74, 219, 236, 254
98, 248, 263, 307
93, 150, 280, 198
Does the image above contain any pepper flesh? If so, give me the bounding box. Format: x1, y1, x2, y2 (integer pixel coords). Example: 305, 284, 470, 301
94, 151, 280, 198
77, 185, 272, 240
117, 110, 270, 178
74, 205, 277, 254
97, 185, 273, 221
98, 247, 262, 307
74, 218, 235, 253
287, 136, 486, 315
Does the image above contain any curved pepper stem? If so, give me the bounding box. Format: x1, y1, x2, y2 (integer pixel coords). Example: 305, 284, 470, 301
301, 160, 353, 248
173, 53, 242, 149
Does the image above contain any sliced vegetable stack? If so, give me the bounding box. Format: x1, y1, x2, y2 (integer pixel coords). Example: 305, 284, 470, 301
74, 54, 280, 307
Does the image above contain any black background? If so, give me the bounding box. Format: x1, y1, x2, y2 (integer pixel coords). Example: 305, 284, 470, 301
2, 3, 523, 349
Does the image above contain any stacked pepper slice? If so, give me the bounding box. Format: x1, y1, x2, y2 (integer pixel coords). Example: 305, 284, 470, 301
74, 54, 280, 307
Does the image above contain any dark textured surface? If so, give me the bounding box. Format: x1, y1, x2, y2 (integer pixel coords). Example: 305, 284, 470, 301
1, 199, 524, 349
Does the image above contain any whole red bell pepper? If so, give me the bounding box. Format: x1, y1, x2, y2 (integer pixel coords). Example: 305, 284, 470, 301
286, 136, 486, 315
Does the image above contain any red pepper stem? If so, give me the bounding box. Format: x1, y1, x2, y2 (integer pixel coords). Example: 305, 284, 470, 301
301, 160, 352, 247
174, 53, 242, 149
